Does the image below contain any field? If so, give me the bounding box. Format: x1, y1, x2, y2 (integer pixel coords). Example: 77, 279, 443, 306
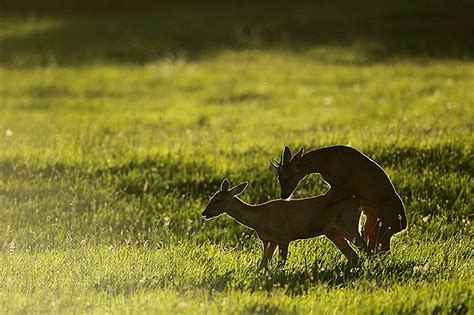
1, 0, 473, 313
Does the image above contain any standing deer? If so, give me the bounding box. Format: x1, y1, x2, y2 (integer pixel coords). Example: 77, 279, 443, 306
202, 178, 366, 270
270, 145, 407, 254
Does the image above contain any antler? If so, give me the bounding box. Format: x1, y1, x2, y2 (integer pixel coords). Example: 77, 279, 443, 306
270, 159, 280, 169
282, 146, 292, 164
290, 147, 304, 163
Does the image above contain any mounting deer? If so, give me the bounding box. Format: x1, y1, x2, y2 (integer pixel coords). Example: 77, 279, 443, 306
270, 145, 407, 254
202, 178, 366, 270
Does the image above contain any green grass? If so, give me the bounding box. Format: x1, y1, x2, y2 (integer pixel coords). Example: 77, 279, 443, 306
0, 0, 473, 313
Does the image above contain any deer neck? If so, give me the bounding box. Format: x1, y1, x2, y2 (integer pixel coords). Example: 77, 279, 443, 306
226, 198, 261, 230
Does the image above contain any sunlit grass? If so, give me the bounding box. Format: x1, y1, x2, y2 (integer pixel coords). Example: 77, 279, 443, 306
0, 1, 473, 313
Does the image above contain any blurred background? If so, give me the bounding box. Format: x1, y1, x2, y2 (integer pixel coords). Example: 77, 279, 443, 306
1, 0, 474, 65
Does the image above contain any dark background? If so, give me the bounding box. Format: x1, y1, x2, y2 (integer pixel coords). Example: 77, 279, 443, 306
1, 0, 473, 67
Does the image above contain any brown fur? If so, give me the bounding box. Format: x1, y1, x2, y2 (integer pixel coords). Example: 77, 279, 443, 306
272, 145, 407, 254
202, 179, 366, 270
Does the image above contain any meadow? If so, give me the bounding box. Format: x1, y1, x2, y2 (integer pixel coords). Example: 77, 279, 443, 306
0, 0, 473, 313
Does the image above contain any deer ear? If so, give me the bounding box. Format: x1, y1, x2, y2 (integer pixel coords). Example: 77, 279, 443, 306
282, 146, 292, 163
291, 147, 304, 163
220, 178, 230, 191
230, 182, 248, 196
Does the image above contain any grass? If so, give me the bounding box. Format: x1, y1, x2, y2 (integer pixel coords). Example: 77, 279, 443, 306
0, 0, 473, 313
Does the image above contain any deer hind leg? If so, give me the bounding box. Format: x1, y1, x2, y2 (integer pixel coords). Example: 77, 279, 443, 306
326, 231, 360, 266
365, 214, 393, 254
364, 213, 379, 254
278, 242, 289, 266
362, 201, 383, 254
365, 197, 406, 254
259, 241, 277, 271
379, 196, 407, 235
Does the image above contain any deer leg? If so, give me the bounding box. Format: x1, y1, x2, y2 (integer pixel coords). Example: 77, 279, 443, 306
259, 241, 277, 271
278, 242, 289, 266
327, 231, 360, 266
365, 210, 392, 255
364, 196, 407, 254
364, 214, 377, 254
376, 197, 407, 253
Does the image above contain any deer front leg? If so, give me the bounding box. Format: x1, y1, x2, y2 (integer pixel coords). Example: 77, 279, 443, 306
259, 241, 277, 271
326, 231, 360, 267
278, 242, 289, 266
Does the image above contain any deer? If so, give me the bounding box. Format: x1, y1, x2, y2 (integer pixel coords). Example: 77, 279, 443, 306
201, 178, 366, 271
270, 145, 407, 254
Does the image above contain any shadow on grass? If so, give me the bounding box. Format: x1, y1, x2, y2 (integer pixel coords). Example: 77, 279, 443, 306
106, 157, 225, 198
1, 143, 471, 244
90, 256, 424, 297
368, 144, 474, 176
1, 0, 473, 67
1, 142, 471, 212
199, 256, 426, 295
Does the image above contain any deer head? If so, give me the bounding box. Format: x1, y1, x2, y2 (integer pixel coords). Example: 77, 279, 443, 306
202, 178, 248, 219
270, 145, 304, 199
